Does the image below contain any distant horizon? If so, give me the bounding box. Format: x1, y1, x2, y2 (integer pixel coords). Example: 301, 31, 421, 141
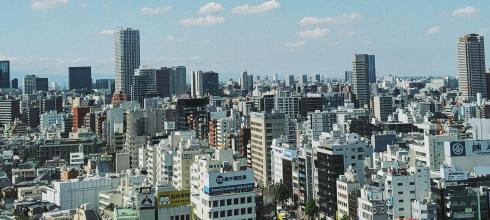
1, 1, 489, 83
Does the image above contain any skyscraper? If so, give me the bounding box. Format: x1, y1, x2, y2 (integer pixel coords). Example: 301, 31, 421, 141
11, 78, 18, 89
36, 77, 49, 91
130, 66, 157, 104
352, 54, 375, 107
240, 71, 254, 92
191, 71, 219, 97
23, 75, 37, 94
0, 61, 10, 88
115, 27, 140, 96
240, 71, 249, 91
458, 33, 487, 98
69, 66, 92, 90
170, 66, 186, 96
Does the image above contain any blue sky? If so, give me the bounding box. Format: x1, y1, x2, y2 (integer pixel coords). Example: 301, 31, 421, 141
1, 0, 489, 84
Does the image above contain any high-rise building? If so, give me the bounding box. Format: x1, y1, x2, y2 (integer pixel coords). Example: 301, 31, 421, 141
249, 112, 285, 187
345, 71, 353, 83
458, 33, 487, 98
36, 77, 49, 91
11, 78, 18, 89
69, 66, 92, 90
352, 54, 375, 107
115, 27, 140, 96
373, 95, 393, 122
239, 71, 254, 92
95, 79, 115, 94
240, 71, 249, 91
130, 66, 158, 104
23, 75, 37, 94
0, 99, 20, 126
170, 66, 186, 96
156, 67, 171, 98
0, 61, 10, 88
191, 71, 219, 97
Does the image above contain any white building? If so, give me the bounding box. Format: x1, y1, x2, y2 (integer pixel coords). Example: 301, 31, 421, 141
385, 164, 430, 219
40, 110, 64, 131
274, 91, 300, 118
307, 110, 337, 141
336, 167, 360, 219
190, 148, 256, 220
357, 185, 387, 220
115, 27, 140, 95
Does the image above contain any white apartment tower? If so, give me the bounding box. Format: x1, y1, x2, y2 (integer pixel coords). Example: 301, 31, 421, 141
115, 27, 140, 96
458, 33, 487, 98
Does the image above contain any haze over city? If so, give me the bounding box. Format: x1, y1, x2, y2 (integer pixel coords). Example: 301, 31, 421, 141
1, 1, 490, 83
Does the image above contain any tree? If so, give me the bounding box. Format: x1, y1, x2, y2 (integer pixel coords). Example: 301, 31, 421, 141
304, 199, 317, 220
272, 182, 290, 208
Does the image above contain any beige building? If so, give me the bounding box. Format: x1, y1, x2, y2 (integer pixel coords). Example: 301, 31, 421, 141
249, 112, 285, 187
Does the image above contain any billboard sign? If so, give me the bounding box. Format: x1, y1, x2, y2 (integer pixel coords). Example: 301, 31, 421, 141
157, 190, 190, 208
203, 170, 254, 195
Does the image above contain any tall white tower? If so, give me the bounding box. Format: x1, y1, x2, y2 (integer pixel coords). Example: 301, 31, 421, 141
115, 27, 140, 96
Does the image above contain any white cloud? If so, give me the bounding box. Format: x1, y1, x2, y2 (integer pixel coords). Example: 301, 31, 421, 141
299, 12, 361, 26
426, 26, 441, 35
141, 6, 171, 15
31, 0, 68, 10
452, 6, 479, 17
0, 55, 17, 62
100, 29, 115, 35
297, 28, 330, 39
181, 16, 225, 26
199, 2, 224, 14
337, 30, 354, 37
285, 41, 306, 48
232, 0, 280, 14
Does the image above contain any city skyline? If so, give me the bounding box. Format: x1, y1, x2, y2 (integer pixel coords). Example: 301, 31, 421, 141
1, 1, 490, 83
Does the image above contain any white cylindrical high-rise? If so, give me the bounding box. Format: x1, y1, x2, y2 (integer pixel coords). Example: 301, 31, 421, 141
115, 27, 140, 97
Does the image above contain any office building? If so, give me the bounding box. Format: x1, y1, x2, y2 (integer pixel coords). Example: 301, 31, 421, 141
373, 95, 393, 122
190, 148, 256, 220
0, 99, 20, 126
69, 66, 92, 90
249, 112, 285, 187
23, 75, 37, 94
345, 71, 352, 83
240, 71, 254, 92
458, 33, 487, 98
171, 66, 186, 96
130, 66, 157, 103
11, 78, 18, 89
352, 54, 375, 107
0, 61, 10, 88
315, 133, 367, 218
306, 110, 337, 141
191, 71, 220, 97
115, 27, 140, 96
36, 77, 48, 91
